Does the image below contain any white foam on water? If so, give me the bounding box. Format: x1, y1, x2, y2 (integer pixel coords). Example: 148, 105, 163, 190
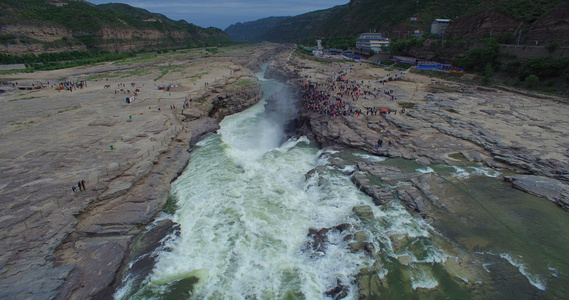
482, 263, 493, 273
380, 202, 431, 239
352, 152, 387, 162
499, 253, 547, 291
416, 166, 434, 173
113, 273, 135, 300
548, 265, 558, 278
451, 166, 470, 179
410, 266, 439, 290
341, 165, 356, 174
468, 166, 501, 178
117, 65, 452, 299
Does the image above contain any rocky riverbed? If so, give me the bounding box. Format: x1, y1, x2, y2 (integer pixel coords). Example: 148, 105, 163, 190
279, 54, 569, 298
280, 54, 569, 213
1, 43, 568, 299
0, 43, 293, 299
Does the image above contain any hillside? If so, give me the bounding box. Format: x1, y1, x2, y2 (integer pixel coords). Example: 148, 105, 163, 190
0, 0, 232, 56
225, 17, 291, 42
224, 0, 566, 46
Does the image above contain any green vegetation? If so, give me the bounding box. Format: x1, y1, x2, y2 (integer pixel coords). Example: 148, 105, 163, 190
483, 63, 494, 85
57, 106, 81, 114
7, 120, 35, 126
234, 79, 254, 87
299, 37, 356, 50
296, 45, 313, 56
8, 96, 40, 102
188, 72, 208, 80
454, 38, 500, 73
389, 38, 425, 56
162, 194, 179, 215
524, 75, 540, 89
398, 102, 416, 109
205, 48, 220, 55
518, 56, 569, 81
494, 0, 563, 22
119, 69, 152, 78
393, 62, 414, 69
154, 65, 183, 81
114, 54, 164, 66
0, 0, 232, 60
0, 51, 136, 71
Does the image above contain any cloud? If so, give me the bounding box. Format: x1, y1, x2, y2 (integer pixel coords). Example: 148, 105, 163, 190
88, 0, 349, 29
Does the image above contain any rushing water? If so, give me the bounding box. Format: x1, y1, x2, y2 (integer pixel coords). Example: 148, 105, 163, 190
116, 65, 569, 299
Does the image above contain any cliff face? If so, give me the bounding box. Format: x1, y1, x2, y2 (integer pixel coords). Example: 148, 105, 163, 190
0, 24, 85, 55
524, 3, 569, 45
0, 1, 231, 56
445, 11, 521, 42
0, 23, 227, 55
1, 24, 72, 42
445, 2, 569, 45
445, 2, 569, 46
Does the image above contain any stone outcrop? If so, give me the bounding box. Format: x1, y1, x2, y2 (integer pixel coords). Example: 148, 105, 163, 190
445, 4, 569, 47
445, 10, 520, 43
0, 43, 294, 300
208, 81, 263, 121
52, 82, 263, 299
1, 24, 72, 42
0, 24, 86, 55
524, 3, 569, 46
281, 48, 569, 215
505, 175, 569, 210
0, 17, 229, 55
188, 117, 221, 147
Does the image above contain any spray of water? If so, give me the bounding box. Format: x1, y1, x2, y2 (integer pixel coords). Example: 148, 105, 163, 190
115, 65, 452, 299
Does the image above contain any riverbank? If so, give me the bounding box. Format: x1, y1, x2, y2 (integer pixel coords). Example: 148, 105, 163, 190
276, 53, 569, 298
2, 43, 567, 298
0, 43, 294, 299
278, 54, 569, 212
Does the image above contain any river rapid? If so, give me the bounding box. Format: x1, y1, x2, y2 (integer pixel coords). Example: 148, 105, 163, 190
115, 65, 569, 299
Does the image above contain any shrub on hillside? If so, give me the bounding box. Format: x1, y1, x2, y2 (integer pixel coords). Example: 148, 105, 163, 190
525, 74, 539, 89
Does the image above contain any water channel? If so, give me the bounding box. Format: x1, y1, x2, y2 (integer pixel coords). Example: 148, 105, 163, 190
115, 64, 569, 299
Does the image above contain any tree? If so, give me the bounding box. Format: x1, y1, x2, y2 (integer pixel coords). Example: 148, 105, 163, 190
454, 38, 499, 72
483, 63, 493, 85
525, 74, 539, 89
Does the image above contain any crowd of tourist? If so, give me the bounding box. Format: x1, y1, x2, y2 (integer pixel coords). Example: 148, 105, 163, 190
301, 69, 406, 118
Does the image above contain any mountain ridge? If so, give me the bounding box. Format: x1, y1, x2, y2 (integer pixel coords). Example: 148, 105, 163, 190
0, 0, 232, 56
224, 0, 567, 46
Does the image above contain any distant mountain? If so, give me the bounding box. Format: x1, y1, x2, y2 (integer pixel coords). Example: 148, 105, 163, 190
0, 0, 232, 56
225, 17, 291, 42
224, 0, 567, 46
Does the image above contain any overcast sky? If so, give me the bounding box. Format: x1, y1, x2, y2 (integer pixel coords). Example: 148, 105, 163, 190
88, 0, 349, 30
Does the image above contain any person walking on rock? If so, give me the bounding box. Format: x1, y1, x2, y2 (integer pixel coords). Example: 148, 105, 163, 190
81, 180, 86, 191
78, 181, 82, 191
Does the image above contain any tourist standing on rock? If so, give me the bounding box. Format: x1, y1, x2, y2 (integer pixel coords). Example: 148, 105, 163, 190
81, 180, 86, 191
72, 186, 77, 196
78, 181, 82, 191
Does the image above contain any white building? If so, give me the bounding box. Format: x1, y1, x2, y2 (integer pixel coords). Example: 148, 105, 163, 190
431, 19, 452, 36
356, 33, 390, 54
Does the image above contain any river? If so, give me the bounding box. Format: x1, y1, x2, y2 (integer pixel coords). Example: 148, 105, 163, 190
115, 64, 569, 299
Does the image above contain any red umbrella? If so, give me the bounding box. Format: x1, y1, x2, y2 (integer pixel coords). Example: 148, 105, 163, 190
380, 108, 389, 113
